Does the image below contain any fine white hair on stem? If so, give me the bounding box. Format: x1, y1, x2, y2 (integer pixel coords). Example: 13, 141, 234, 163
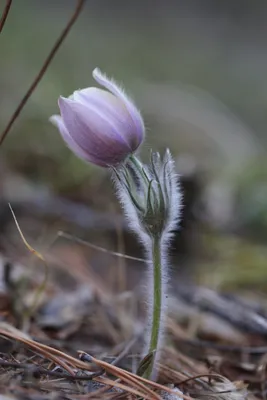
143, 236, 168, 380
112, 150, 182, 380
163, 149, 183, 234
112, 169, 150, 247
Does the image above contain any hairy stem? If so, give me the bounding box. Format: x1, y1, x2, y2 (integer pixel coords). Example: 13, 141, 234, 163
144, 234, 162, 379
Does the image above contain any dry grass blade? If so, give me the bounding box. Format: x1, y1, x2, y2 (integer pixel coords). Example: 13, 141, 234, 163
0, 325, 96, 372
0, 0, 85, 146
178, 373, 226, 385
94, 376, 156, 399
0, 0, 12, 33
0, 326, 195, 399
83, 353, 194, 400
9, 204, 45, 261
8, 203, 48, 316
79, 352, 161, 400
58, 231, 149, 264
0, 328, 74, 375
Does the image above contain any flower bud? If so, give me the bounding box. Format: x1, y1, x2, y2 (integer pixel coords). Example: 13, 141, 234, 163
50, 68, 145, 167
115, 150, 181, 238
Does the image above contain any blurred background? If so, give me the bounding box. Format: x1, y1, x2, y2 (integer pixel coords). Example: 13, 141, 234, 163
2, 0, 267, 295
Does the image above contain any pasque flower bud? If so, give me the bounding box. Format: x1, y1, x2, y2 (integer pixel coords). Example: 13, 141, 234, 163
115, 150, 181, 239
50, 68, 145, 167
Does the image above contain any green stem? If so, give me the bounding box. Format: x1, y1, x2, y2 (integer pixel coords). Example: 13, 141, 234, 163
144, 234, 162, 379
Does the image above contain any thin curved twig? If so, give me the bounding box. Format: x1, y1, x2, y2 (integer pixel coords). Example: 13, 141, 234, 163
0, 0, 12, 33
0, 0, 86, 147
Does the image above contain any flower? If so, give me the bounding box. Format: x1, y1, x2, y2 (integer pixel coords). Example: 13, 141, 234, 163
50, 68, 145, 167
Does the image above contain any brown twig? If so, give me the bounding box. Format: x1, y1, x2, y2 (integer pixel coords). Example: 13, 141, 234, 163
0, 0, 86, 147
0, 359, 104, 380
177, 373, 225, 386
0, 0, 12, 33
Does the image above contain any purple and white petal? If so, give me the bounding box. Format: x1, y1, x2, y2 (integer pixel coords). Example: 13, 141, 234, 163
58, 97, 133, 166
49, 115, 107, 166
50, 69, 145, 168
92, 68, 145, 147
72, 88, 138, 149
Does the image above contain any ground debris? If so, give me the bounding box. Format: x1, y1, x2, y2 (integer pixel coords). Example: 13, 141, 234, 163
0, 237, 266, 399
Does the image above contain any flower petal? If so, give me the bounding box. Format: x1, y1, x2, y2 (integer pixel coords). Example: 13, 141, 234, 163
72, 88, 138, 149
92, 68, 145, 147
59, 96, 130, 151
49, 114, 107, 166
58, 97, 133, 166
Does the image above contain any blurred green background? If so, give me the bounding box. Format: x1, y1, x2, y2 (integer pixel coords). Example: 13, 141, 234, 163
2, 0, 267, 291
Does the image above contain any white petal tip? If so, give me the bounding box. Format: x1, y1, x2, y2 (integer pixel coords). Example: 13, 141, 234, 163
58, 95, 67, 103
49, 115, 61, 126
92, 67, 101, 78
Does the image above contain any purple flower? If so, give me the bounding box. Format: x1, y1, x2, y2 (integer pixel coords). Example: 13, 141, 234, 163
50, 68, 145, 167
